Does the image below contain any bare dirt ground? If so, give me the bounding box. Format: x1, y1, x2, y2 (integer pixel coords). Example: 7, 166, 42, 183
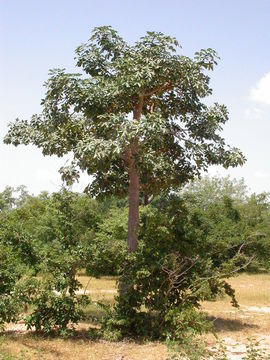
1, 274, 270, 359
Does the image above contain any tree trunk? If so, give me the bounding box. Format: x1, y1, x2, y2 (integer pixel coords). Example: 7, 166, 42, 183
118, 98, 142, 295
118, 166, 139, 295
126, 95, 143, 253
127, 166, 140, 252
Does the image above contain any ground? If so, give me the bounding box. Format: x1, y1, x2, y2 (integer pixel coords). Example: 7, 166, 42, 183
1, 274, 270, 359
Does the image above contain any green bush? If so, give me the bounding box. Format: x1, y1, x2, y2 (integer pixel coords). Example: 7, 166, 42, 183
101, 196, 241, 341
0, 243, 30, 327
85, 207, 128, 276
24, 278, 89, 334
0, 188, 92, 332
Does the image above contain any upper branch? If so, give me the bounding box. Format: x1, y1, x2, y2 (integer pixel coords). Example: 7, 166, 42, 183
144, 82, 173, 97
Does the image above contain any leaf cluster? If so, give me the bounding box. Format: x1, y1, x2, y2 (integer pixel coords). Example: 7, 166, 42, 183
4, 26, 245, 198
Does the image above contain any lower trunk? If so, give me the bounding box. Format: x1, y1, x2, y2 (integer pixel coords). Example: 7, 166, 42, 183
118, 166, 139, 296
119, 99, 142, 296
127, 166, 140, 252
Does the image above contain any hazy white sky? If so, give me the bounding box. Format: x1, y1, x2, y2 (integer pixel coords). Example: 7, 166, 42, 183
1, 0, 270, 195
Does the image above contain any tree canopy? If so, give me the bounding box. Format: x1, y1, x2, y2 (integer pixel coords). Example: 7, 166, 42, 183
4, 26, 245, 250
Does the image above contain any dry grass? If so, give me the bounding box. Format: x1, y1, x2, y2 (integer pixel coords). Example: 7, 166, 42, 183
78, 276, 117, 304
78, 276, 117, 292
229, 273, 270, 305
202, 273, 270, 338
0, 334, 168, 360
2, 273, 270, 359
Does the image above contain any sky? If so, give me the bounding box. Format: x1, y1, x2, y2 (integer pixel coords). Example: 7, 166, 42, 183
1, 0, 270, 195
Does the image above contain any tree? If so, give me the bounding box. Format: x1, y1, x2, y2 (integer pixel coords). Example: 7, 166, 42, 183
4, 26, 245, 252
0, 185, 29, 212
181, 175, 248, 208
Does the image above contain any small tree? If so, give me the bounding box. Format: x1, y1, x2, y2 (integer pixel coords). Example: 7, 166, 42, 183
4, 26, 245, 252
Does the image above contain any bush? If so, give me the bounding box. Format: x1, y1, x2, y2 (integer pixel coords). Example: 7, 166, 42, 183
24, 278, 89, 334
0, 189, 92, 332
85, 207, 128, 276
0, 243, 30, 327
101, 196, 241, 341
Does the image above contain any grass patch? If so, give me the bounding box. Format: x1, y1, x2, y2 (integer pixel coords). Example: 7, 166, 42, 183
2, 273, 270, 359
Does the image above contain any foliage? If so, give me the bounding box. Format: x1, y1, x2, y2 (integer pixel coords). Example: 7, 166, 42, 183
97, 178, 270, 340
0, 244, 30, 328
2, 25, 248, 341
85, 176, 270, 278
243, 340, 270, 360
85, 207, 128, 276
4, 26, 245, 251
182, 176, 270, 272
0, 186, 29, 212
23, 277, 89, 334
4, 28, 244, 198
101, 197, 245, 340
0, 176, 270, 336
182, 175, 248, 206
0, 188, 94, 332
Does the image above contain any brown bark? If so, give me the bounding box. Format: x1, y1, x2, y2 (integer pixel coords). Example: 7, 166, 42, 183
126, 95, 143, 252
133, 95, 144, 120
127, 166, 140, 252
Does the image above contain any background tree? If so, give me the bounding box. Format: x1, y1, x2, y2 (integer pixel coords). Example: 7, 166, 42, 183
4, 26, 245, 252
181, 175, 248, 208
0, 185, 29, 212
0, 179, 269, 335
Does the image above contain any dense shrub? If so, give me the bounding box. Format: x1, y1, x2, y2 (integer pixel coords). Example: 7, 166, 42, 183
0, 177, 270, 338
0, 188, 93, 332
0, 244, 30, 328
101, 197, 241, 340
85, 207, 128, 276
23, 277, 89, 334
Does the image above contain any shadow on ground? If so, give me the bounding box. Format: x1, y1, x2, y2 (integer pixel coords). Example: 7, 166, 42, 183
207, 315, 259, 332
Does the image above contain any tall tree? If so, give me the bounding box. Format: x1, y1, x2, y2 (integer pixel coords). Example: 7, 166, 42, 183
4, 26, 245, 252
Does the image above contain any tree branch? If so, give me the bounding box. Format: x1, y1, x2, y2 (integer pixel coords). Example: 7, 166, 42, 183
145, 82, 173, 97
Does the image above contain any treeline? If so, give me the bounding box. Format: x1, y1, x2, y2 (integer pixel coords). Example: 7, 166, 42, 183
0, 176, 269, 338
